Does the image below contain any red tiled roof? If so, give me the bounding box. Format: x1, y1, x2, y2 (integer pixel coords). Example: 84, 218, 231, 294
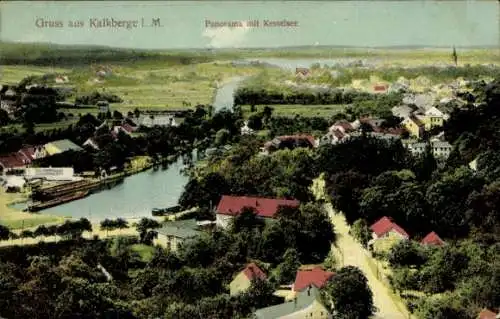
478, 309, 497, 319
384, 127, 406, 136
0, 153, 27, 169
18, 145, 38, 162
296, 68, 310, 75
370, 216, 409, 239
242, 263, 267, 281
121, 123, 136, 133
294, 267, 335, 291
333, 130, 345, 139
421, 231, 445, 246
374, 84, 388, 91
333, 120, 354, 132
216, 195, 300, 219
277, 135, 316, 147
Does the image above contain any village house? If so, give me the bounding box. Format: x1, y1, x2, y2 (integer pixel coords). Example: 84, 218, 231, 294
133, 114, 178, 128
0, 145, 46, 173
320, 118, 404, 146
83, 138, 101, 150
113, 123, 137, 136
421, 231, 445, 247
391, 105, 415, 119
253, 286, 331, 319
153, 219, 202, 252
295, 67, 310, 78
215, 195, 300, 229
97, 100, 110, 113
229, 262, 267, 296
0, 99, 17, 114
402, 115, 425, 138
422, 106, 447, 129
54, 75, 69, 84
261, 135, 317, 155
44, 139, 83, 156
402, 140, 453, 159
4, 88, 16, 98
240, 120, 254, 135
292, 266, 335, 295
369, 216, 409, 252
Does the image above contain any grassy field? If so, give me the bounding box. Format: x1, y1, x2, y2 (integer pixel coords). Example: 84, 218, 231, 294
0, 189, 65, 229
242, 104, 346, 118
1, 61, 262, 112
130, 244, 155, 262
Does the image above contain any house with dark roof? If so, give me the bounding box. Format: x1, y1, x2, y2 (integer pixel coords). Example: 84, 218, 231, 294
421, 231, 445, 247
153, 219, 202, 252
230, 263, 267, 296
215, 195, 300, 229
402, 115, 425, 138
253, 286, 331, 319
369, 216, 409, 252
293, 266, 334, 293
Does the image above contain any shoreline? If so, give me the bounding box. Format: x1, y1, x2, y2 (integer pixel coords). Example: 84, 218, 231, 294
0, 154, 188, 230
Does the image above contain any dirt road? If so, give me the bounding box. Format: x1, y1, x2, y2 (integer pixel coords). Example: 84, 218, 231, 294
326, 204, 410, 319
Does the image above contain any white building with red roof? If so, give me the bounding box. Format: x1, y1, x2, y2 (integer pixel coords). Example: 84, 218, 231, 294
215, 195, 300, 229
369, 216, 409, 252
229, 262, 267, 296
370, 216, 409, 240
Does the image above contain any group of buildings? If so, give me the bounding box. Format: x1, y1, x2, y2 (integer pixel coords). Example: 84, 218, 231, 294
150, 194, 451, 319
319, 100, 454, 160
368, 216, 446, 252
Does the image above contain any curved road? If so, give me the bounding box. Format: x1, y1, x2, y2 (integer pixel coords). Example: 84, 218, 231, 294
325, 204, 411, 319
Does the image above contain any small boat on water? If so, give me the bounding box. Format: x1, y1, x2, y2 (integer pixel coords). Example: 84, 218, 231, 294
27, 191, 89, 212
152, 205, 182, 216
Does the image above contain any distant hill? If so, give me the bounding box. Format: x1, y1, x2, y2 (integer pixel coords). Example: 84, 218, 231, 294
1, 41, 498, 66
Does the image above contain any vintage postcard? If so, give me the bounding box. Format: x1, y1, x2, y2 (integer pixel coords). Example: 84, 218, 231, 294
0, 1, 499, 318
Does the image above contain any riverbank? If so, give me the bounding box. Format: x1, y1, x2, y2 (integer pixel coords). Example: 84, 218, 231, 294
0, 207, 197, 247
0, 188, 65, 229
0, 155, 160, 229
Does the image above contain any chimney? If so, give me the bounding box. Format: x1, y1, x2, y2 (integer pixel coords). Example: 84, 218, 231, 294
307, 285, 311, 296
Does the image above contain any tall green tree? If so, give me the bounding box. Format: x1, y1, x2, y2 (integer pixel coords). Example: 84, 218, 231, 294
322, 266, 375, 319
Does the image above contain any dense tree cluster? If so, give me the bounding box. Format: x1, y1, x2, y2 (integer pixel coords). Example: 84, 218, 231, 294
318, 78, 500, 317
75, 91, 123, 105
388, 240, 499, 318
180, 146, 317, 207
0, 202, 334, 318
0, 218, 92, 242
